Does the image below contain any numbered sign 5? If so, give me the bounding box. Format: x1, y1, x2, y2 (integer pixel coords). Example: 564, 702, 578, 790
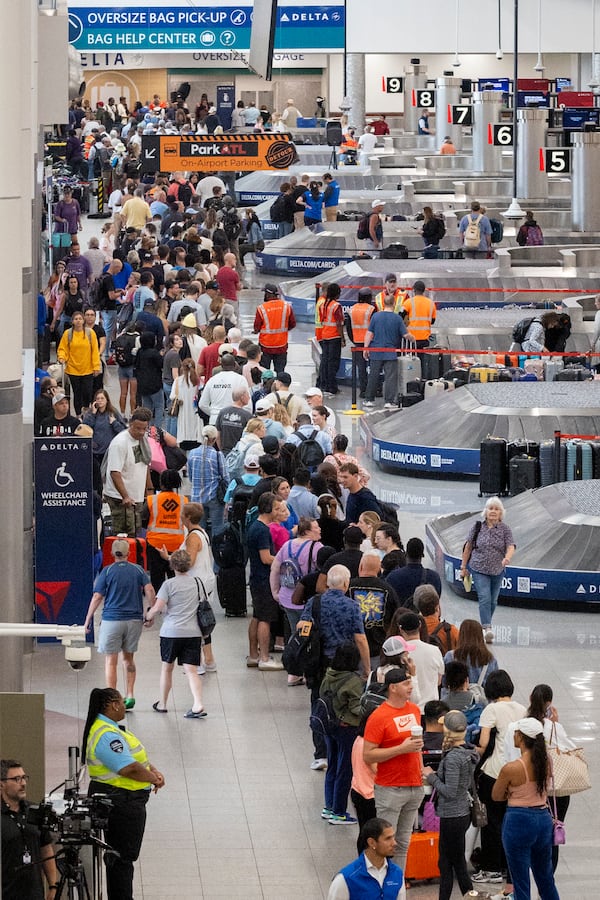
544, 148, 570, 173
450, 104, 472, 126
415, 89, 435, 108
383, 76, 403, 94
491, 123, 514, 146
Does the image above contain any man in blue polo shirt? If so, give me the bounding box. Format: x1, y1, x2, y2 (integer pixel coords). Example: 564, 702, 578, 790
363, 292, 407, 409
84, 540, 155, 709
327, 817, 405, 899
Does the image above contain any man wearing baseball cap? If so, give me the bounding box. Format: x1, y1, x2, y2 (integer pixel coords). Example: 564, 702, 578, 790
363, 666, 424, 874
253, 283, 296, 375
83, 540, 155, 710
366, 199, 386, 252
374, 273, 408, 315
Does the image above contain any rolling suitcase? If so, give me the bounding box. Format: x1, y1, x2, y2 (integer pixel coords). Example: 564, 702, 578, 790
539, 440, 555, 487
401, 392, 423, 408
421, 347, 449, 380
508, 454, 538, 495
445, 367, 470, 387
544, 358, 564, 382
507, 440, 539, 462
102, 534, 147, 569
524, 359, 544, 379
556, 366, 591, 382
406, 379, 426, 397
405, 831, 440, 882
398, 336, 421, 396
479, 438, 507, 496
591, 441, 600, 478
216, 564, 247, 617
469, 366, 499, 383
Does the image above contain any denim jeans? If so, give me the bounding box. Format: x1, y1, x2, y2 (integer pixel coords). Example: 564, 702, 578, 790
374, 783, 424, 871
200, 498, 225, 540
283, 606, 303, 633
324, 724, 358, 816
502, 807, 560, 900
162, 383, 178, 437
141, 389, 165, 429
101, 309, 118, 358
472, 570, 504, 626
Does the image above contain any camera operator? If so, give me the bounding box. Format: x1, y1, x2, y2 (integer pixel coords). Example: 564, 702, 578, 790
1, 759, 59, 899
82, 688, 165, 899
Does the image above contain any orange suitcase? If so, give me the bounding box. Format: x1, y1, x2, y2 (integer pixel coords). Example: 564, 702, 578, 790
102, 535, 147, 569
404, 831, 440, 882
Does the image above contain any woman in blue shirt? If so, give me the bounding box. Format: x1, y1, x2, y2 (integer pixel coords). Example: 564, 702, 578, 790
302, 181, 324, 227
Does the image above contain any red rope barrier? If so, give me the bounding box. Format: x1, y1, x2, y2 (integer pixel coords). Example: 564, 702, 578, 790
317, 283, 600, 295
351, 346, 593, 358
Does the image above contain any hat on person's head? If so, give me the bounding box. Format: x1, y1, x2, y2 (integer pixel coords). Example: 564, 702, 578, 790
181, 313, 197, 328
143, 296, 155, 308
442, 710, 468, 732
261, 369, 276, 383
344, 525, 364, 546
264, 283, 279, 297
112, 539, 130, 558
255, 398, 272, 414
372, 199, 385, 208
218, 343, 235, 356
305, 387, 323, 398
206, 280, 219, 290
52, 391, 68, 406
385, 667, 410, 686
244, 454, 260, 470
398, 611, 422, 634
276, 372, 291, 386
385, 272, 397, 282
514, 717, 544, 739
140, 250, 154, 262
74, 423, 94, 437
382, 635, 416, 656
262, 435, 280, 455
202, 425, 218, 441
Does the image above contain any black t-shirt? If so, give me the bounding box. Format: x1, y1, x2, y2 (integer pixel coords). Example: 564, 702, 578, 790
348, 575, 401, 657
250, 476, 277, 508
215, 405, 252, 454
322, 548, 363, 579
100, 273, 117, 311
37, 413, 81, 436
1, 801, 52, 900
134, 347, 164, 395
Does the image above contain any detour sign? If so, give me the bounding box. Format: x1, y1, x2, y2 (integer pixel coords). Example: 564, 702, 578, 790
140, 133, 298, 173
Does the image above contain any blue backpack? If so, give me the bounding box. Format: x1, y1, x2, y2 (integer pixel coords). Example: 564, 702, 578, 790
279, 540, 310, 590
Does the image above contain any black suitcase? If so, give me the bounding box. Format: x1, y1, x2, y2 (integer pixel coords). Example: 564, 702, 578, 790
508, 454, 538, 496
479, 438, 507, 496
445, 367, 470, 387
406, 379, 426, 397
556, 366, 591, 382
421, 347, 449, 381
591, 442, 600, 478
381, 243, 409, 259
507, 440, 539, 462
401, 392, 423, 408
216, 565, 248, 617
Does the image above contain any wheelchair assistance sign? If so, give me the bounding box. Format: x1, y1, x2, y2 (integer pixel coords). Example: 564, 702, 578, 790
68, 3, 345, 52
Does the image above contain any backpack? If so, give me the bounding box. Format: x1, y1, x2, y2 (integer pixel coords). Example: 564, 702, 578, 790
270, 194, 287, 222
429, 620, 453, 654
356, 213, 371, 240
274, 391, 292, 410
212, 227, 229, 248
113, 332, 139, 368
88, 276, 105, 311
279, 540, 310, 590
211, 521, 246, 568
525, 224, 544, 246
225, 440, 250, 481
433, 215, 446, 240
511, 316, 537, 345
463, 214, 482, 249
359, 677, 388, 718
311, 673, 355, 736
490, 219, 504, 244
294, 429, 325, 471
178, 182, 192, 208
379, 501, 399, 528
116, 300, 134, 329
282, 595, 323, 684
67, 326, 93, 348
176, 304, 196, 322
223, 210, 241, 241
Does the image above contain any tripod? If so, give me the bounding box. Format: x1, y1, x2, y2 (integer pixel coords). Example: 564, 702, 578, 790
55, 835, 114, 900
328, 146, 338, 170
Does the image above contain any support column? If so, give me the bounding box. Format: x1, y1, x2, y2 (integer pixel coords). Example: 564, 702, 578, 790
472, 90, 504, 173
345, 53, 365, 130
403, 59, 428, 134
572, 131, 600, 231
435, 72, 464, 151
517, 108, 548, 201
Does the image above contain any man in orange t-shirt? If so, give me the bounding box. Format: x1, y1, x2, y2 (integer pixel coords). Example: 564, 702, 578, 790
363, 668, 424, 871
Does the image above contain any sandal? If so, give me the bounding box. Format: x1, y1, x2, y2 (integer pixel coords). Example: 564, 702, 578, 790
152, 701, 168, 713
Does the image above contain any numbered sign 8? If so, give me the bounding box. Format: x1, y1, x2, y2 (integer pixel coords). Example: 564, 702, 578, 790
415, 89, 435, 108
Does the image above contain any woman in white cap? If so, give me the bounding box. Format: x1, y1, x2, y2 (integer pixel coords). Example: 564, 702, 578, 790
423, 710, 479, 900
492, 718, 559, 900
170, 357, 202, 449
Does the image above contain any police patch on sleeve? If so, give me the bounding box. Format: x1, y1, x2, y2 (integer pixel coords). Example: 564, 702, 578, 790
109, 739, 124, 753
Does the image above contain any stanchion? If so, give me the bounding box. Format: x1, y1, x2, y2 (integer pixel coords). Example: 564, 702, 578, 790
343, 348, 365, 416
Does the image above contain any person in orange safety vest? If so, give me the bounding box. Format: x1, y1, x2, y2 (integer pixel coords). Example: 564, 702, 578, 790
253, 282, 296, 376
344, 288, 374, 396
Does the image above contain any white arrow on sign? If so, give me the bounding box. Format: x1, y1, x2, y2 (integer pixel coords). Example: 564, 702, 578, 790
145, 148, 156, 159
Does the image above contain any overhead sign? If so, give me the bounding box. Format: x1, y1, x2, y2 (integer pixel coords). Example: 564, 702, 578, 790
382, 76, 403, 94
490, 123, 514, 146
413, 89, 435, 108
68, 3, 345, 52
558, 90, 595, 108
34, 438, 95, 630
141, 133, 298, 173
543, 148, 571, 173
449, 104, 472, 126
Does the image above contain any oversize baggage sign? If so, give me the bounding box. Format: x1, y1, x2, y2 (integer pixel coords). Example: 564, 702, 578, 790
141, 133, 298, 173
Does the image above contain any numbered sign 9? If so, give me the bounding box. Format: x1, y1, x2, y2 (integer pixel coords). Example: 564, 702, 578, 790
383, 76, 403, 94
543, 148, 570, 173
450, 104, 472, 126
414, 89, 436, 108
491, 123, 514, 146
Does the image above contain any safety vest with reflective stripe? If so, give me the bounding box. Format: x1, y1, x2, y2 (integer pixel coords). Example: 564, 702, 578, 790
257, 300, 291, 349
86, 718, 152, 791
349, 302, 374, 345
374, 288, 408, 314
146, 491, 188, 552
314, 294, 326, 341
402, 294, 436, 340
316, 297, 342, 341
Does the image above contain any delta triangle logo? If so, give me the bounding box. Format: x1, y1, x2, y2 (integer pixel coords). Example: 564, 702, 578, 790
35, 581, 71, 621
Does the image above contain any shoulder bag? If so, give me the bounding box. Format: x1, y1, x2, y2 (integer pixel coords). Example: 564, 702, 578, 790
168, 378, 182, 418
469, 767, 488, 828
159, 429, 187, 471
546, 723, 591, 796
194, 577, 216, 637
549, 763, 566, 845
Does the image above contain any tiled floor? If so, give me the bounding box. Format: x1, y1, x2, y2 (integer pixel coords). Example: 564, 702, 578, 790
26, 262, 600, 898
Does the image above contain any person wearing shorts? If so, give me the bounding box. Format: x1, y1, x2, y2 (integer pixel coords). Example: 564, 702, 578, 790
246, 492, 285, 672
144, 549, 207, 719
84, 540, 154, 709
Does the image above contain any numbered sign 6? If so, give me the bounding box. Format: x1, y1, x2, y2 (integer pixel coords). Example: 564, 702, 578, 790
415, 89, 435, 108
450, 104, 472, 126
544, 148, 570, 173
491, 123, 514, 146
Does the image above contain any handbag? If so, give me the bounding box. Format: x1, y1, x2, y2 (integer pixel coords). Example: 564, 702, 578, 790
159, 429, 187, 471
168, 379, 182, 417
549, 763, 566, 845
547, 724, 591, 796
422, 791, 440, 832
194, 577, 216, 638
469, 769, 488, 828
148, 427, 167, 473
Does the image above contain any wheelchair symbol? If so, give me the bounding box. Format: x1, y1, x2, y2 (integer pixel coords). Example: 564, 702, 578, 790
55, 462, 74, 488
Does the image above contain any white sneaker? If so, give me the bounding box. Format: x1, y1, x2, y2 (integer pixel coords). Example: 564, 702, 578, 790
197, 664, 206, 675
363, 400, 375, 408
258, 657, 284, 671
384, 402, 396, 410
203, 662, 217, 672
484, 627, 494, 644
310, 758, 328, 771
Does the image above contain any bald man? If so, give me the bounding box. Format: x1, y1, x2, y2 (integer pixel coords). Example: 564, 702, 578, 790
349, 553, 401, 666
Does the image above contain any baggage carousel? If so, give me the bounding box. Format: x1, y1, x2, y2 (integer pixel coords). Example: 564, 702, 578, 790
360, 382, 600, 477
425, 480, 600, 608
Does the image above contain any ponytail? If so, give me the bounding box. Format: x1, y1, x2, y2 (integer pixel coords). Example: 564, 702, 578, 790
519, 730, 549, 795
81, 687, 120, 761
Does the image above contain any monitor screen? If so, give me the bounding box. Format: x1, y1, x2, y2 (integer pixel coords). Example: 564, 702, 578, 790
556, 77, 572, 92
562, 108, 600, 129
477, 78, 510, 92
516, 91, 550, 108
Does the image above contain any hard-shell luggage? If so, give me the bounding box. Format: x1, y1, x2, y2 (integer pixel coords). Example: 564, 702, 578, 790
405, 831, 440, 882
381, 243, 409, 259
539, 440, 555, 486
401, 392, 423, 408
424, 379, 447, 399
479, 438, 507, 496
216, 564, 247, 617
499, 366, 525, 382
445, 367, 470, 387
556, 365, 591, 382
398, 336, 421, 396
566, 440, 594, 480
468, 367, 499, 383
406, 379, 426, 397
508, 454, 538, 495
544, 358, 564, 382
507, 440, 539, 461
591, 441, 600, 478
421, 347, 448, 381
102, 534, 147, 569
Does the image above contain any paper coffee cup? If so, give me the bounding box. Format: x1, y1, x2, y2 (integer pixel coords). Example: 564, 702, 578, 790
411, 725, 423, 738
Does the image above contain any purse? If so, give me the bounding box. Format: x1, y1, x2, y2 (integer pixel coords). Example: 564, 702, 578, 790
549, 763, 566, 845
469, 769, 488, 828
194, 577, 216, 638
148, 427, 167, 473
547, 724, 591, 796
159, 429, 187, 471
168, 379, 182, 417
422, 791, 440, 833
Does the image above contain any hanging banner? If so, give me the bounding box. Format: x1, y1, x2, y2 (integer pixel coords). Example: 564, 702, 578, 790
216, 84, 235, 131
140, 133, 298, 173
34, 438, 95, 629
